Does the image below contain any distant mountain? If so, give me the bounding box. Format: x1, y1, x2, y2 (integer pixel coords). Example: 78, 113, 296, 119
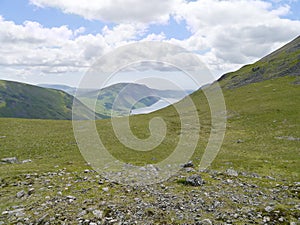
40, 82, 193, 117
0, 80, 102, 120
77, 83, 161, 117
38, 84, 77, 95
218, 35, 300, 88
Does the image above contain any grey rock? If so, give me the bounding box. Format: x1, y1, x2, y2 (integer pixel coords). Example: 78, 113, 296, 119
92, 210, 103, 219
77, 210, 87, 217
185, 167, 196, 173
37, 214, 49, 225
16, 190, 26, 198
263, 216, 271, 222
182, 161, 194, 168
21, 159, 32, 164
15, 211, 25, 218
275, 136, 300, 141
28, 188, 35, 195
66, 195, 76, 200
225, 169, 238, 177
265, 206, 274, 213
200, 219, 212, 225
1, 157, 18, 164
102, 187, 109, 192
186, 175, 205, 186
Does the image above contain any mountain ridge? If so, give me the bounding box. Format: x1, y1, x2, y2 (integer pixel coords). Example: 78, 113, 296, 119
0, 80, 102, 120
218, 35, 300, 89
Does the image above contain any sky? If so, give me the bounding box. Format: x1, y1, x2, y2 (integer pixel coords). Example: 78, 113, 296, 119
0, 0, 299, 90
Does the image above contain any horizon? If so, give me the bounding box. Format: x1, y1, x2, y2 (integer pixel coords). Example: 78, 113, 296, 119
0, 0, 300, 89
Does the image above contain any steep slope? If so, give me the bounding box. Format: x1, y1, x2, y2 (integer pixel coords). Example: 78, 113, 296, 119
218, 35, 300, 88
0, 80, 100, 120
0, 36, 299, 224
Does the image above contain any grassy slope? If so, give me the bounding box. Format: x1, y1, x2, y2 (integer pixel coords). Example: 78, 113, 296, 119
0, 80, 100, 120
0, 76, 299, 181
219, 35, 300, 89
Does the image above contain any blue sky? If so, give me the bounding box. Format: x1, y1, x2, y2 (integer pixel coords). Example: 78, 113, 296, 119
0, 0, 299, 89
0, 0, 193, 39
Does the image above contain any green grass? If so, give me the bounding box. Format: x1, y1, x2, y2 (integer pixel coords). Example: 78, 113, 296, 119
0, 76, 299, 224
0, 76, 299, 182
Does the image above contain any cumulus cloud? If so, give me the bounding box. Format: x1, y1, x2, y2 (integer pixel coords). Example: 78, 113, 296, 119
30, 0, 180, 24
0, 17, 108, 75
1, 0, 300, 83
173, 0, 300, 73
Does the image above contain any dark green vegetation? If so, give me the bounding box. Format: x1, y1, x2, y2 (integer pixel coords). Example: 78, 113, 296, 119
0, 36, 299, 223
0, 80, 97, 120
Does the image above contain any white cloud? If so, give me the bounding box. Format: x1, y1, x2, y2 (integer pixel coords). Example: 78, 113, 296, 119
30, 0, 181, 24
1, 0, 300, 84
173, 0, 300, 75
0, 17, 109, 75
102, 23, 147, 45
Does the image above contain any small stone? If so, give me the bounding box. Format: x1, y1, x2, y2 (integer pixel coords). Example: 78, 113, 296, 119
186, 174, 205, 186
21, 159, 32, 164
263, 216, 270, 222
1, 211, 8, 216
225, 168, 238, 177
185, 167, 196, 173
16, 190, 25, 198
200, 219, 212, 225
15, 211, 25, 218
182, 161, 194, 168
37, 214, 49, 225
236, 139, 244, 143
1, 157, 18, 164
66, 195, 76, 200
265, 206, 274, 213
92, 210, 103, 219
77, 210, 87, 217
28, 188, 35, 195
102, 187, 109, 192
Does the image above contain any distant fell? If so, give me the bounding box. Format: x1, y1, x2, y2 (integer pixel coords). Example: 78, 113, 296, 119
0, 80, 100, 120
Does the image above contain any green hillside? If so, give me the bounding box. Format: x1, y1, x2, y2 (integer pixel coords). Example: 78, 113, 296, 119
0, 80, 99, 120
40, 82, 189, 117
78, 83, 160, 117
0, 37, 299, 179
219, 35, 300, 89
0, 37, 299, 224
